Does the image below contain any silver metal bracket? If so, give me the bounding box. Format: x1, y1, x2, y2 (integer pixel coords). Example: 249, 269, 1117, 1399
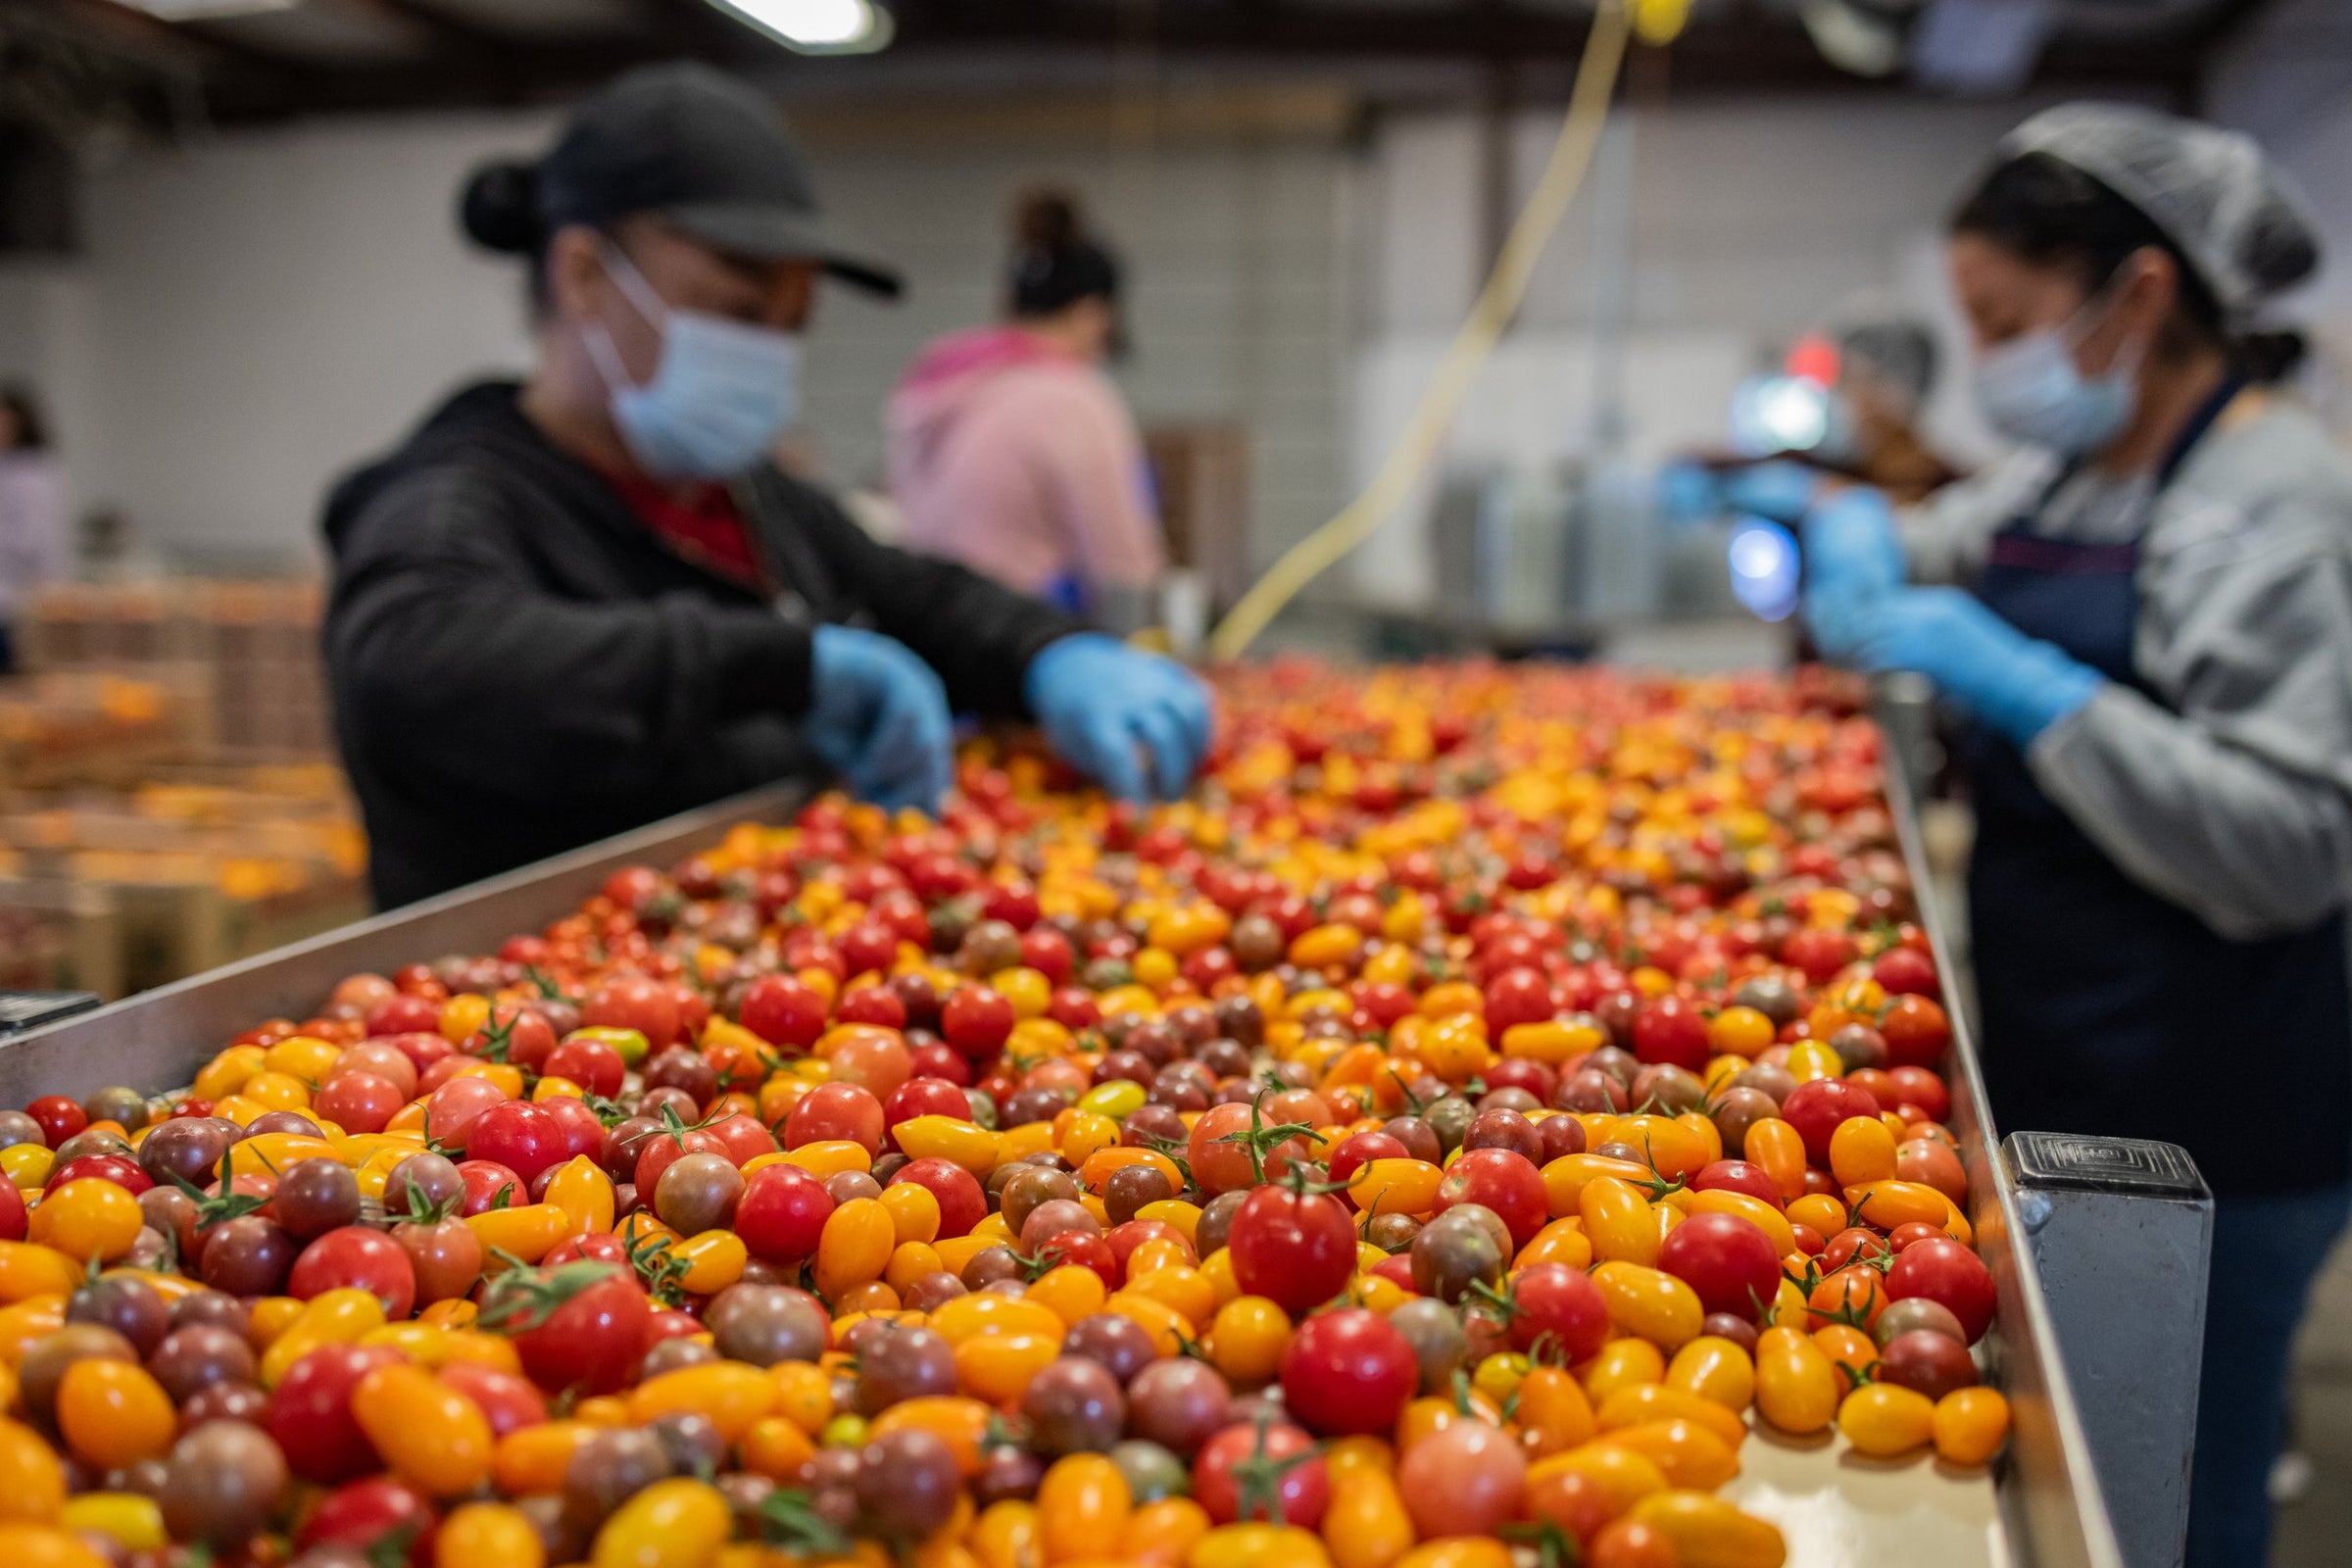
2006, 1131, 2212, 1568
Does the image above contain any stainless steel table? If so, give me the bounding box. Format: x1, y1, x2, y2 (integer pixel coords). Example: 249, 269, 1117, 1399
0, 740, 2128, 1566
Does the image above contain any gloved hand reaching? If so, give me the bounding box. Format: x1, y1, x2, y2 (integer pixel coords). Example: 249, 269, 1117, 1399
805, 623, 954, 813
1799, 487, 1908, 658
1026, 634, 1215, 803
1656, 459, 1822, 525
1841, 586, 2104, 747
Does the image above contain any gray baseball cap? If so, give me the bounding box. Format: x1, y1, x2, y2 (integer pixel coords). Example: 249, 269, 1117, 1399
464, 62, 902, 298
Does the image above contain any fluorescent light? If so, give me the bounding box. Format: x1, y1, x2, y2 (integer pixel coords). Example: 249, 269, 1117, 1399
709, 0, 893, 54
125, 0, 300, 19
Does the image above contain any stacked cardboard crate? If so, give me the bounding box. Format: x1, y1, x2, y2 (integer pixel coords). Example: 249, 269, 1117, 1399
21, 581, 330, 757
2, 583, 364, 998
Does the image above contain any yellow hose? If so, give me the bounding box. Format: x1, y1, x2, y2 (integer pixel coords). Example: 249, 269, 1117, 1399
1205, 0, 1636, 662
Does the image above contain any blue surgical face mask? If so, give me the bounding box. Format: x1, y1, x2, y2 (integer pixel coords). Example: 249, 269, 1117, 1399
583, 243, 803, 480
1972, 287, 2144, 457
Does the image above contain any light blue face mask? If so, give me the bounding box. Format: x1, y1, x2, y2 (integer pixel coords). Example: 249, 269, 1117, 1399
1971, 287, 2144, 457
583, 243, 803, 480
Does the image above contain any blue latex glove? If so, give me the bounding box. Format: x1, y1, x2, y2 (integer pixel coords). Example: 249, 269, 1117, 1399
1798, 488, 1909, 658
1842, 587, 2104, 746
1656, 461, 1725, 525
1657, 459, 1821, 525
1801, 486, 1906, 596
1025, 634, 1215, 803
805, 624, 954, 813
1719, 460, 1825, 523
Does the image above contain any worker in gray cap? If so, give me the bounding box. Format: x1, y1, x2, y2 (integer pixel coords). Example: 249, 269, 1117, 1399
322, 64, 1210, 906
1801, 103, 2343, 1566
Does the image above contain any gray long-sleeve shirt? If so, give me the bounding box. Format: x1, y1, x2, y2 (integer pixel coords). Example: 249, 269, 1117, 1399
1897, 394, 2352, 942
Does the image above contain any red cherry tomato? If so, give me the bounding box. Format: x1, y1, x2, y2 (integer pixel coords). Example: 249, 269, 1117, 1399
1280, 1307, 1417, 1437
1886, 1236, 1996, 1344
297, 1476, 438, 1565
582, 974, 682, 1051
435, 1362, 548, 1438
288, 1226, 417, 1320
1433, 1148, 1548, 1250
1227, 1184, 1356, 1315
889, 1157, 986, 1239
1690, 1159, 1783, 1207
783, 1082, 885, 1157
1193, 1419, 1329, 1527
1781, 1078, 1883, 1165
24, 1095, 84, 1148
270, 1344, 406, 1484
740, 975, 828, 1051
1656, 1210, 1783, 1320
941, 987, 1016, 1060
543, 1038, 626, 1099
733, 1164, 836, 1264
465, 1102, 567, 1185
1500, 1261, 1610, 1361
480, 1260, 655, 1396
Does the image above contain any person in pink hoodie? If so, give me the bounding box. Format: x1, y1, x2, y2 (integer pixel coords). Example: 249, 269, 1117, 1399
889, 192, 1165, 632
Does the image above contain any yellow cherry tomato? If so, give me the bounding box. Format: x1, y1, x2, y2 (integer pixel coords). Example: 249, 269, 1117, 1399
351, 1364, 494, 1496
1580, 1177, 1662, 1266
1592, 1261, 1703, 1349
1838, 1382, 1937, 1457
1037, 1453, 1131, 1564
1933, 1387, 2012, 1466
1579, 1338, 1667, 1403
1666, 1335, 1756, 1412
56, 1360, 174, 1469
814, 1198, 896, 1299
1624, 1490, 1788, 1568
627, 1361, 776, 1441
1594, 1384, 1747, 1451
58, 1494, 164, 1552
27, 1180, 142, 1263
1185, 1523, 1334, 1568
1205, 1296, 1292, 1384
590, 1478, 730, 1568
437, 1502, 546, 1568
1752, 1326, 1839, 1436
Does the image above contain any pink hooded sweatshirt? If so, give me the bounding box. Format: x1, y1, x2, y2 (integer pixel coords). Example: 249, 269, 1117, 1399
888, 327, 1165, 610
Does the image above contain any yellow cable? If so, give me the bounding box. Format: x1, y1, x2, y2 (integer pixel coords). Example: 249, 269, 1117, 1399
1205, 0, 1636, 662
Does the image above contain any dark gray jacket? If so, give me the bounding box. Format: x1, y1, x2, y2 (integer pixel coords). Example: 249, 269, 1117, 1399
324, 381, 1076, 907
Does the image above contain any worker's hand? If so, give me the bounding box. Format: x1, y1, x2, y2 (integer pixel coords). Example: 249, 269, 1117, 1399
1656, 459, 1821, 525
805, 624, 954, 814
1798, 487, 1908, 659
1025, 634, 1215, 803
1841, 586, 2104, 747
1722, 460, 1827, 523
1802, 486, 1906, 596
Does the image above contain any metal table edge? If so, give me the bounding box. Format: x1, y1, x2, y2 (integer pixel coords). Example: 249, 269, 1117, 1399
0, 782, 812, 1102
1876, 696, 2126, 1568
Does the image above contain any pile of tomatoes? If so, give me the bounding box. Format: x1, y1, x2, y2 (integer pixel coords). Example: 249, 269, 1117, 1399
0, 662, 2010, 1568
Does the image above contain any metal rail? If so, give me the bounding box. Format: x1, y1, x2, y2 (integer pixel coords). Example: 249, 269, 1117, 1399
0, 783, 808, 1104
1877, 690, 2126, 1568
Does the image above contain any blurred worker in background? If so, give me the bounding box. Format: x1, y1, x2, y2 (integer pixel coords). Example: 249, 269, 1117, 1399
1659, 312, 1957, 544
1823, 315, 1960, 503
1801, 104, 2347, 1567
889, 191, 1166, 633
0, 385, 70, 676
323, 66, 1209, 907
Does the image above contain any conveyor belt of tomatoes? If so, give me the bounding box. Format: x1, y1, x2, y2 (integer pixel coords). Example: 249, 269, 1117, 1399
0, 662, 2006, 1568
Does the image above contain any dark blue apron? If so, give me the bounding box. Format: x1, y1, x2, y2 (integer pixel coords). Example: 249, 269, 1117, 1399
1965, 383, 2352, 1196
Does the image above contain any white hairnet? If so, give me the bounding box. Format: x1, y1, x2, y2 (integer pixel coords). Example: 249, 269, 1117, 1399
2000, 103, 2320, 320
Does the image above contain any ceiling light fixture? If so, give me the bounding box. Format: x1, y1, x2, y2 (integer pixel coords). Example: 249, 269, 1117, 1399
123, 0, 300, 20
707, 0, 894, 54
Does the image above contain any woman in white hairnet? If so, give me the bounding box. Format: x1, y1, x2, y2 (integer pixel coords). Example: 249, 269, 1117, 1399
1801, 104, 2349, 1565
